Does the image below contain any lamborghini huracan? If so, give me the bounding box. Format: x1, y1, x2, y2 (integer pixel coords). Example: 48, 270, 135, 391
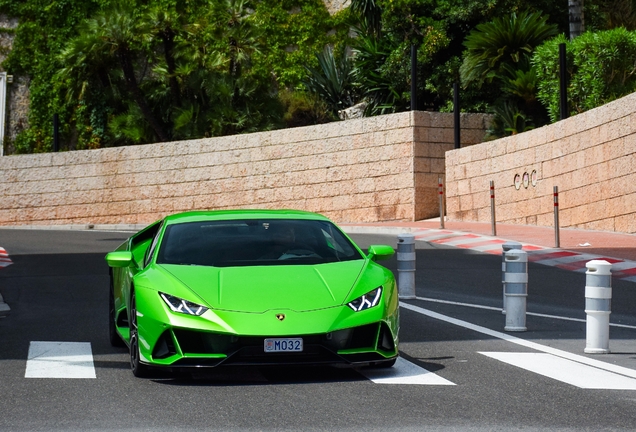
105, 210, 399, 377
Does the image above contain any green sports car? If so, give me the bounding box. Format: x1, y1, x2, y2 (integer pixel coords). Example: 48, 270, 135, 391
105, 210, 399, 377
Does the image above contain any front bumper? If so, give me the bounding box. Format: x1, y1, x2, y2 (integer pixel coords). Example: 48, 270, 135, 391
128, 285, 399, 368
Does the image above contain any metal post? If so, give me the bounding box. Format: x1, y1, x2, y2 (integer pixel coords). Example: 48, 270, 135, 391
438, 177, 445, 229
410, 45, 417, 111
0, 72, 7, 157
53, 114, 59, 152
504, 249, 528, 332
453, 82, 460, 149
584, 260, 612, 354
554, 186, 560, 248
559, 43, 569, 120
490, 180, 497, 236
397, 233, 416, 299
502, 242, 522, 315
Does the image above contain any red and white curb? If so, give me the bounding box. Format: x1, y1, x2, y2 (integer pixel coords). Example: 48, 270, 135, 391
412, 229, 636, 283
0, 247, 13, 268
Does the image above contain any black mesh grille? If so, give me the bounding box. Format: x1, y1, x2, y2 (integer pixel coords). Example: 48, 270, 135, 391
169, 322, 387, 366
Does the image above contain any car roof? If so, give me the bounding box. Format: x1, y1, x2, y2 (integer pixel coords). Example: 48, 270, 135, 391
162, 209, 331, 225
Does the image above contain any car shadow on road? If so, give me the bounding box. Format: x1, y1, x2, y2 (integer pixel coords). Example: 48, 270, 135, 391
397, 352, 447, 373
151, 365, 366, 386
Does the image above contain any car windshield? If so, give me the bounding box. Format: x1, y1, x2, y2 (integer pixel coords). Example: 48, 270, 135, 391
156, 219, 363, 267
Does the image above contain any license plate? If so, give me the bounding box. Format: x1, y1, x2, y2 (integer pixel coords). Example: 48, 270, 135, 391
264, 338, 303, 353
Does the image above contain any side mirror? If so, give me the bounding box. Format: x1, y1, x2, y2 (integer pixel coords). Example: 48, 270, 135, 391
367, 245, 394, 262
105, 251, 133, 268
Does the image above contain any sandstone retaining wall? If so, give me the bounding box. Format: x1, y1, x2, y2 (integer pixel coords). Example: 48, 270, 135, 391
445, 92, 636, 234
0, 111, 489, 226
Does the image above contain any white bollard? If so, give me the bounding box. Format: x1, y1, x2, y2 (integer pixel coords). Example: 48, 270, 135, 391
584, 260, 612, 354
397, 233, 416, 299
502, 241, 522, 315
504, 249, 528, 332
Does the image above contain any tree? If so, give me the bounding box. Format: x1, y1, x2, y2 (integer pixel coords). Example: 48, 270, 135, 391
304, 46, 356, 115
460, 11, 557, 134
569, 0, 585, 39
460, 12, 558, 88
60, 3, 170, 142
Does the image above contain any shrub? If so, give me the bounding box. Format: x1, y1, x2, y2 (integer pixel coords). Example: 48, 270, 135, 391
533, 28, 636, 122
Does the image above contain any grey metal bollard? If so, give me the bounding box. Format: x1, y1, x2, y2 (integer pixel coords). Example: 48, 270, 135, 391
502, 242, 522, 315
504, 249, 528, 332
584, 260, 612, 354
397, 233, 416, 299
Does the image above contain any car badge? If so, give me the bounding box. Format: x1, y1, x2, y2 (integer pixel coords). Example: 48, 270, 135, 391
276, 313, 285, 321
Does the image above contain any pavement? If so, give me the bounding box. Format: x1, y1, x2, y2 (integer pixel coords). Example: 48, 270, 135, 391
0, 219, 634, 316
341, 218, 636, 283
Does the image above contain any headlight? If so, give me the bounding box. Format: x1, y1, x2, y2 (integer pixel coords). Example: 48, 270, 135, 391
160, 293, 209, 316
347, 287, 382, 312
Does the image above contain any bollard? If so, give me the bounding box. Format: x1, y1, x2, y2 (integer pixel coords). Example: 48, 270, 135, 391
584, 260, 612, 354
502, 242, 523, 315
490, 180, 497, 236
397, 233, 416, 299
438, 177, 445, 229
553, 186, 560, 248
504, 249, 528, 331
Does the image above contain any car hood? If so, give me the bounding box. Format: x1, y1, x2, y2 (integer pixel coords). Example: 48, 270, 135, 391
159, 260, 366, 313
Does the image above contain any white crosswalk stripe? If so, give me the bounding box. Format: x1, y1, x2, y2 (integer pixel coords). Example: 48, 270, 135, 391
25, 341, 96, 379
480, 352, 636, 390
360, 357, 455, 385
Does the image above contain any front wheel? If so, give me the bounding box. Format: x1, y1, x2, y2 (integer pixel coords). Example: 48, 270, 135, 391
129, 291, 150, 378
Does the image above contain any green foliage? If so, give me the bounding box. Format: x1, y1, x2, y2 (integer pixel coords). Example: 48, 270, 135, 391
250, 0, 350, 88
5, 0, 628, 153
486, 101, 533, 138
339, 0, 568, 118
1, 0, 103, 152
460, 11, 558, 88
304, 46, 356, 115
2, 0, 340, 153
533, 28, 636, 122
279, 89, 335, 127
459, 11, 556, 135
351, 29, 402, 114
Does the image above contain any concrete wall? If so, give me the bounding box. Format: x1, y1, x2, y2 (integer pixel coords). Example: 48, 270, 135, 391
0, 111, 490, 226
445, 92, 636, 234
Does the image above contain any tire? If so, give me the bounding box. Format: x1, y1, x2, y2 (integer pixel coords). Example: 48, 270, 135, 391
108, 274, 125, 347
129, 291, 151, 378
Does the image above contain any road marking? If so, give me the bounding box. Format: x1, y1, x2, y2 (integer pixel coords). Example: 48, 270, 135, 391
25, 342, 96, 379
415, 296, 636, 329
400, 302, 636, 380
480, 352, 636, 390
360, 357, 455, 385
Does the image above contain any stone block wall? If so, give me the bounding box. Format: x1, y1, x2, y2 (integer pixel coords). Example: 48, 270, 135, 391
445, 92, 636, 234
0, 111, 490, 226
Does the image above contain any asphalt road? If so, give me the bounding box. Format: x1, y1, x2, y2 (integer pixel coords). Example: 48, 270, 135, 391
0, 229, 635, 431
